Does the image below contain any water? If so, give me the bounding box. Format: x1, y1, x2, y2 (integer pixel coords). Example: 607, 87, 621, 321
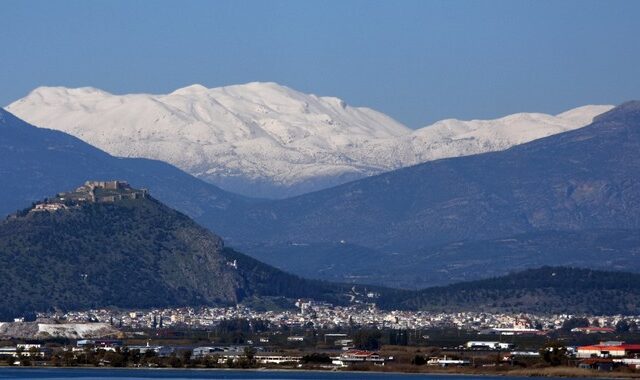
0, 368, 601, 380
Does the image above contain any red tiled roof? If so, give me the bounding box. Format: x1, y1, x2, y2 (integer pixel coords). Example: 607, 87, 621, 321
578, 344, 640, 351
343, 350, 379, 357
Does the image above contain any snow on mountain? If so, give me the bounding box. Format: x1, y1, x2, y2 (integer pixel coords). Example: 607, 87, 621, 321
6, 83, 613, 198
361, 105, 614, 168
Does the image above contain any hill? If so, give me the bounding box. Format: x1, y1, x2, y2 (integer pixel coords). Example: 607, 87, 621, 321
6, 83, 609, 198
0, 183, 400, 320
211, 101, 640, 284
400, 267, 640, 315
0, 108, 252, 222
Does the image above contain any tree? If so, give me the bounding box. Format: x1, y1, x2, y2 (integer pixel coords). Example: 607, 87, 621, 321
412, 355, 427, 365
540, 342, 568, 366
3, 354, 14, 366
167, 353, 182, 368
181, 350, 192, 367
302, 353, 331, 364
243, 346, 256, 362
561, 317, 589, 331
103, 351, 125, 367
616, 320, 630, 333
353, 329, 382, 350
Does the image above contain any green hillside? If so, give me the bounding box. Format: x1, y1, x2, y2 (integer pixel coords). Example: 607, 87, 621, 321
400, 266, 640, 315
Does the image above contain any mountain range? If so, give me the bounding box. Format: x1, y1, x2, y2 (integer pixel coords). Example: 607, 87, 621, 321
6, 83, 612, 198
1, 100, 640, 288
219, 101, 640, 245
208, 101, 640, 287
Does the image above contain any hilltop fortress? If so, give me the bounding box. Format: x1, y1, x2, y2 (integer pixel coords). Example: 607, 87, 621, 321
28, 181, 148, 214
73, 180, 148, 203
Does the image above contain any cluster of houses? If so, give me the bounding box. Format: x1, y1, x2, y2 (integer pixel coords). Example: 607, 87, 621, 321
190, 346, 388, 367
37, 304, 640, 333
2, 338, 640, 371
0, 344, 50, 365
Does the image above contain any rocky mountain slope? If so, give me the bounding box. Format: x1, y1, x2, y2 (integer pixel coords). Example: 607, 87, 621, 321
211, 101, 640, 285
219, 101, 640, 246
6, 83, 611, 198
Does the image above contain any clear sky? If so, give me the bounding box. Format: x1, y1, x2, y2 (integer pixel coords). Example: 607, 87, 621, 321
2, 0, 639, 127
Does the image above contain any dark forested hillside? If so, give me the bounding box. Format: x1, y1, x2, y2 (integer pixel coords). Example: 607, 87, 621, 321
0, 189, 401, 320
399, 267, 640, 315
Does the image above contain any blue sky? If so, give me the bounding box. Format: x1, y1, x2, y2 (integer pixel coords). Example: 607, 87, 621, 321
2, 0, 639, 127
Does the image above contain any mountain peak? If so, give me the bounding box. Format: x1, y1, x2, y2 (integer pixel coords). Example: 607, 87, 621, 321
170, 84, 209, 95
28, 86, 111, 97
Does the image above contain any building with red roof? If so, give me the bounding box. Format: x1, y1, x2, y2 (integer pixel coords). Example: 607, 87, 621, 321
332, 350, 386, 366
577, 342, 640, 358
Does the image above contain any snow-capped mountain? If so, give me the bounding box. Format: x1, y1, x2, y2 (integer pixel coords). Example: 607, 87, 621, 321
7, 82, 613, 198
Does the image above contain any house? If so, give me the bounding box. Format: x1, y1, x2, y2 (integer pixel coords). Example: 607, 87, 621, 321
0, 344, 49, 358
572, 327, 615, 334
191, 346, 247, 362
427, 355, 471, 367
332, 350, 385, 366
255, 354, 302, 364
480, 327, 542, 336
31, 203, 68, 212
577, 342, 640, 358
465, 341, 514, 350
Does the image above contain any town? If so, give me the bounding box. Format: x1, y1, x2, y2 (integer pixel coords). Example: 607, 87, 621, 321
32, 301, 640, 334
1, 301, 639, 374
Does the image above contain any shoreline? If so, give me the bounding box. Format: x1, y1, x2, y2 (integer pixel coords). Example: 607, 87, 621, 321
1, 365, 639, 379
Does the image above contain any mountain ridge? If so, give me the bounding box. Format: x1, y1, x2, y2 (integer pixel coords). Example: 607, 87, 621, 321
204, 101, 640, 286
0, 107, 254, 222
6, 82, 612, 198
